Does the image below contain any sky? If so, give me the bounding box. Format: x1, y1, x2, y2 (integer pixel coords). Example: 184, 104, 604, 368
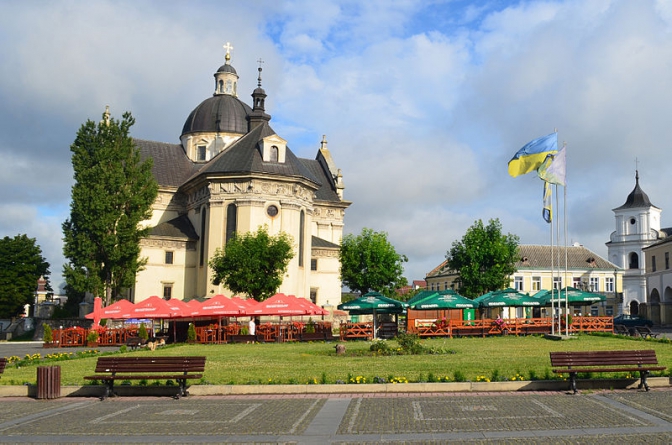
2, 0, 672, 292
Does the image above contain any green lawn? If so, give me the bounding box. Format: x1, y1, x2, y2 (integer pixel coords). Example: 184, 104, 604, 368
2, 334, 671, 386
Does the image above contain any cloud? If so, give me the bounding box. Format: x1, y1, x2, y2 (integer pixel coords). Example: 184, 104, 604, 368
2, 0, 672, 288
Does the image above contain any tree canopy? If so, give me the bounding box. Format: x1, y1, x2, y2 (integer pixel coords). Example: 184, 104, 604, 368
447, 218, 519, 298
0, 235, 50, 318
209, 226, 294, 302
62, 109, 158, 306
339, 228, 408, 298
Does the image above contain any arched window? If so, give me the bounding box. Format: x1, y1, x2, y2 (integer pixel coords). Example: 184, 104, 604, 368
218, 80, 224, 93
270, 146, 279, 163
226, 203, 237, 243
629, 252, 639, 269
299, 210, 305, 267
199, 206, 207, 267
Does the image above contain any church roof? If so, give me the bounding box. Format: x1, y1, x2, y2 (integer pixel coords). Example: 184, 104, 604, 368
181, 94, 252, 136
150, 214, 198, 240
135, 139, 198, 187
311, 236, 340, 249
300, 158, 340, 201
193, 122, 321, 186
614, 171, 659, 211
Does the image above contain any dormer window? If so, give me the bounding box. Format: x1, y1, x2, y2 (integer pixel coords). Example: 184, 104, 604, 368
261, 135, 287, 163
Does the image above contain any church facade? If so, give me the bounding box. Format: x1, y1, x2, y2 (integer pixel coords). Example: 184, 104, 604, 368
131, 47, 350, 306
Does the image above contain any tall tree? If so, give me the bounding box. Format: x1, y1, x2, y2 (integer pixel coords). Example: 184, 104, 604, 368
209, 226, 294, 302
0, 235, 50, 318
447, 218, 519, 298
62, 108, 158, 306
339, 228, 408, 298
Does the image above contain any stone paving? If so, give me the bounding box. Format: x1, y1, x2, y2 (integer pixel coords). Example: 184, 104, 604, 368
0, 389, 671, 444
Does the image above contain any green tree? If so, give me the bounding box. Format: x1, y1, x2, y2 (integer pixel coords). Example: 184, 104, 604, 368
0, 235, 50, 317
62, 109, 158, 306
209, 226, 294, 302
447, 218, 519, 298
339, 228, 408, 298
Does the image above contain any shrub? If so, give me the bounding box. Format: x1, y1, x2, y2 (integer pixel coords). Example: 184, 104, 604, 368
396, 332, 425, 355
138, 323, 149, 341
86, 330, 99, 343
42, 324, 53, 343
187, 323, 196, 342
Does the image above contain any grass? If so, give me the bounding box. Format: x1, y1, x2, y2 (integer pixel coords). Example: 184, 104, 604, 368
2, 334, 671, 386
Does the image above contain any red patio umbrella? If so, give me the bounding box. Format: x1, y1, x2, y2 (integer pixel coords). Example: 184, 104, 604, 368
125, 296, 187, 319
248, 293, 312, 316
289, 295, 328, 315
192, 294, 247, 317
85, 297, 135, 325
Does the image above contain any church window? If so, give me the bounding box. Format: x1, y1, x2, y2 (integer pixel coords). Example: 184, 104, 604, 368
226, 204, 237, 243
266, 205, 278, 217
218, 80, 223, 93
630, 218, 636, 225
629, 252, 639, 269
225, 79, 233, 94
311, 258, 317, 271
652, 255, 656, 272
165, 251, 174, 264
163, 283, 173, 300
299, 210, 305, 267
197, 145, 206, 161
199, 206, 207, 267
270, 146, 278, 163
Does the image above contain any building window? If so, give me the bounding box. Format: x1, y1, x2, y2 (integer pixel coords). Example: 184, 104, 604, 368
310, 259, 317, 271
165, 251, 174, 264
629, 252, 639, 269
266, 205, 278, 218
298, 210, 305, 267
310, 288, 317, 304
226, 203, 237, 243
199, 206, 207, 267
652, 255, 657, 272
270, 146, 279, 163
573, 277, 581, 288
666, 252, 670, 270
514, 276, 523, 291
197, 145, 206, 161
163, 283, 173, 300
589, 277, 599, 292
532, 276, 541, 292
444, 281, 448, 290
553, 277, 562, 290
605, 277, 614, 293
606, 306, 613, 316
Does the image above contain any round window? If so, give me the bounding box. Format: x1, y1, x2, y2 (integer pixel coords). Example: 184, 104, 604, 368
267, 205, 279, 217
630, 218, 636, 225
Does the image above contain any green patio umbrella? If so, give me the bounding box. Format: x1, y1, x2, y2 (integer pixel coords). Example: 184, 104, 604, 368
476, 288, 542, 308
338, 292, 407, 315
537, 287, 606, 305
405, 290, 439, 306
410, 290, 477, 310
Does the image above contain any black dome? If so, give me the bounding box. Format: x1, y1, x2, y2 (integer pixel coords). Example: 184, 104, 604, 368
217, 63, 237, 75
182, 95, 252, 136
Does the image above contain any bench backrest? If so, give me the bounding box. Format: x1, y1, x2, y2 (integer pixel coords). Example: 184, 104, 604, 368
550, 350, 659, 368
0, 357, 6, 373
94, 356, 206, 374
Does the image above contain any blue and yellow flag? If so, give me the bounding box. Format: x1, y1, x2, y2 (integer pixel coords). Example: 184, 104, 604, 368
508, 133, 558, 177
542, 181, 552, 223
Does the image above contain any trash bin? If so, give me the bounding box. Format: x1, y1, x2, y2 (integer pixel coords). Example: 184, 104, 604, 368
36, 366, 61, 399
463, 309, 475, 323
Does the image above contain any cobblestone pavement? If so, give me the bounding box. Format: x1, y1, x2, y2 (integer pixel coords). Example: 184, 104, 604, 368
0, 389, 671, 444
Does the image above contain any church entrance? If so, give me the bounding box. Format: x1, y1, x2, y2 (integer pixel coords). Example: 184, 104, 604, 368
649, 290, 661, 325
629, 300, 639, 316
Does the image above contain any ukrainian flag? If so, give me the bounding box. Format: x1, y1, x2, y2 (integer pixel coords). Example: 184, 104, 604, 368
508, 133, 558, 178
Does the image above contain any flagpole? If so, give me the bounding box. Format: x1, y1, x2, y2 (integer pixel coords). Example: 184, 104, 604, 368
550, 190, 555, 335
563, 179, 569, 336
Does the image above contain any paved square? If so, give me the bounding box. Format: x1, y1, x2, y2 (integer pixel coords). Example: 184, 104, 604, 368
338, 395, 655, 434
0, 398, 325, 437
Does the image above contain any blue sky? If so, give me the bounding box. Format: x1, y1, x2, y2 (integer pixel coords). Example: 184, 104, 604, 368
2, 0, 672, 291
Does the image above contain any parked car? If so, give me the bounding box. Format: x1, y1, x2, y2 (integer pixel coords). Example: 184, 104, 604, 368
613, 314, 653, 328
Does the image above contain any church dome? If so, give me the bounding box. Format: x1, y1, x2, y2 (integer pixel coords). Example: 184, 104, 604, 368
181, 91, 252, 136
217, 63, 237, 75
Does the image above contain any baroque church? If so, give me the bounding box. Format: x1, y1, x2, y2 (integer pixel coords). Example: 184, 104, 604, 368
131, 46, 350, 306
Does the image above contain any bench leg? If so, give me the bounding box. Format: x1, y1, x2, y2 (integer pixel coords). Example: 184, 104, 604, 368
569, 372, 578, 394
101, 380, 114, 400
638, 370, 651, 391
175, 379, 188, 399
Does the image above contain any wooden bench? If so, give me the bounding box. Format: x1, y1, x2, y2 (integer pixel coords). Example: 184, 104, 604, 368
126, 337, 146, 350
550, 350, 666, 394
84, 356, 206, 400
613, 324, 631, 336
635, 326, 659, 339
0, 357, 6, 377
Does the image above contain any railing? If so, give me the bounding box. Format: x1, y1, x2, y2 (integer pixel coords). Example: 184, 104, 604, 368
339, 322, 373, 340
